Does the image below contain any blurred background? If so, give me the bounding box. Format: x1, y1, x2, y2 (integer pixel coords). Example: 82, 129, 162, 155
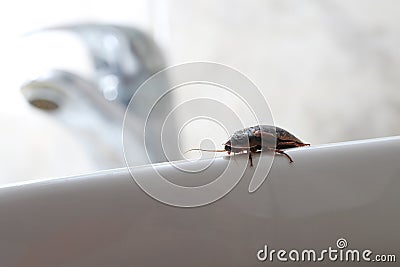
1, 0, 399, 184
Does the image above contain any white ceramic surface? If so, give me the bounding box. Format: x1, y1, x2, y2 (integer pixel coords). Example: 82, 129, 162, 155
0, 136, 399, 266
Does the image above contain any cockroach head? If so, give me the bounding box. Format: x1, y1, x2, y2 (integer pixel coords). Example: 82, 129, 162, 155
224, 140, 231, 154
227, 132, 249, 152
224, 140, 244, 154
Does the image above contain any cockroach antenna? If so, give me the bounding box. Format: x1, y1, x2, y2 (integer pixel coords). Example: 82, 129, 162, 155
184, 148, 226, 154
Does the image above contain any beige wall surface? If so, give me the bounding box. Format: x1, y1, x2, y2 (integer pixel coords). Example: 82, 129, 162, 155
1, 0, 399, 184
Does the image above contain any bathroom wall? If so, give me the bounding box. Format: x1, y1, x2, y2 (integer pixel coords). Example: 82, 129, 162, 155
1, 0, 399, 184
160, 0, 400, 144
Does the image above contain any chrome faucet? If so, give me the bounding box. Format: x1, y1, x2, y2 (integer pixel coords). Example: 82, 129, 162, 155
20, 24, 172, 168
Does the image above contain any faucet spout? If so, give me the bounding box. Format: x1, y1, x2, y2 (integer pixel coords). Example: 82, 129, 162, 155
20, 24, 171, 168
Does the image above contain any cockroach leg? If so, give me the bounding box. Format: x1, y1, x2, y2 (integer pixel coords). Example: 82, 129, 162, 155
274, 149, 293, 163
248, 151, 253, 167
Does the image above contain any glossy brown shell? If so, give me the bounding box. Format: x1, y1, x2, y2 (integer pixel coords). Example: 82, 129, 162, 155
226, 125, 308, 152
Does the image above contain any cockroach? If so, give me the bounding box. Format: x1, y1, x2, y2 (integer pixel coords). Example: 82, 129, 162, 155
186, 125, 310, 166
